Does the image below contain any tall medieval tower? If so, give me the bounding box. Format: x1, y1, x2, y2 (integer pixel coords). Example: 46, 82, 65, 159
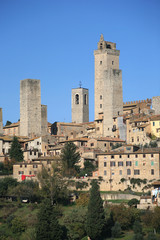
0, 108, 3, 135
72, 87, 89, 123
94, 34, 123, 136
20, 79, 42, 137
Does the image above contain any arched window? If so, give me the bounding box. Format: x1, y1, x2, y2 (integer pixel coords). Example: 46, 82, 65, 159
100, 43, 103, 49
84, 94, 87, 105
75, 94, 79, 104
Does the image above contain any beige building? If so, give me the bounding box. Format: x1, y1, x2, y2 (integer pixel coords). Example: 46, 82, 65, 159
87, 137, 125, 152
3, 121, 20, 136
126, 116, 151, 145
96, 146, 160, 191
123, 99, 152, 115
150, 115, 160, 138
13, 156, 59, 182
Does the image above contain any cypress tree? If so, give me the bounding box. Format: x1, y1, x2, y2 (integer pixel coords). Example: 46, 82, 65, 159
9, 136, 23, 162
36, 199, 64, 240
86, 180, 105, 240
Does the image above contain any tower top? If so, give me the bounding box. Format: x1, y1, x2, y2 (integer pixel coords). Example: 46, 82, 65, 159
97, 34, 116, 50
100, 34, 104, 42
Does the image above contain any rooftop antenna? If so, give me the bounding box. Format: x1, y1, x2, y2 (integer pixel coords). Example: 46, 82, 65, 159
79, 81, 82, 88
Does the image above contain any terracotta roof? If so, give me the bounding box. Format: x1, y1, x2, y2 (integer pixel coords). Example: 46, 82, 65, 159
3, 121, 20, 129
60, 137, 89, 143
131, 117, 149, 123
24, 137, 41, 142
97, 147, 160, 156
152, 181, 160, 186
150, 115, 160, 121
137, 123, 149, 128
48, 144, 64, 150
140, 196, 151, 199
95, 137, 125, 142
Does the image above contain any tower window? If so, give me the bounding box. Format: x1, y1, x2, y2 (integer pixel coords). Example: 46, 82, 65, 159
100, 95, 102, 100
100, 104, 102, 108
106, 44, 111, 49
118, 111, 120, 115
84, 94, 87, 105
75, 94, 79, 104
100, 61, 102, 65
112, 61, 114, 65
100, 43, 103, 49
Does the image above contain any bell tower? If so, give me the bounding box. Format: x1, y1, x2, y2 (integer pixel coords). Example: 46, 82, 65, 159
72, 85, 89, 123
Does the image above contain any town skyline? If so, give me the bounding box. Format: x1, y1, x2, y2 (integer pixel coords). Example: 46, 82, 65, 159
0, 0, 160, 125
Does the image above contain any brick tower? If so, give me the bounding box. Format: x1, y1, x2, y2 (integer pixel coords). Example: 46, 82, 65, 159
94, 34, 123, 136
72, 87, 89, 123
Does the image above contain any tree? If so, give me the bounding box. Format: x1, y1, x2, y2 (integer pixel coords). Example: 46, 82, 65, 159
61, 142, 80, 176
11, 217, 26, 235
133, 220, 143, 240
128, 198, 140, 207
111, 204, 140, 230
9, 180, 40, 203
86, 180, 105, 240
5, 120, 12, 126
147, 232, 157, 240
152, 207, 160, 232
0, 177, 18, 196
37, 163, 69, 205
111, 221, 121, 238
62, 207, 87, 240
9, 136, 23, 162
36, 199, 65, 240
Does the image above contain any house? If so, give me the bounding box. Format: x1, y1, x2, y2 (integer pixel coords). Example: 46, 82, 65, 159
96, 146, 160, 191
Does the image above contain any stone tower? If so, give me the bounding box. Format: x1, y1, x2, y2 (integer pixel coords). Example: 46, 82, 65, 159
20, 79, 41, 137
41, 104, 48, 136
152, 96, 160, 115
0, 108, 3, 135
72, 87, 89, 123
94, 34, 123, 136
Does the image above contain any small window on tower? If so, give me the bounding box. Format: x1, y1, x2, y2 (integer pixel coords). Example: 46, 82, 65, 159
84, 94, 87, 105
100, 61, 102, 65
100, 95, 102, 100
100, 104, 102, 108
75, 94, 79, 104
112, 61, 114, 65
100, 43, 103, 49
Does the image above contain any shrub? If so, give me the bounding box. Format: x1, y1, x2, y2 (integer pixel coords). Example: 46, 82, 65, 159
111, 221, 121, 238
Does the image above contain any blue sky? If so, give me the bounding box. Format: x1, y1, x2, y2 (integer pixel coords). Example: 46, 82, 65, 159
0, 0, 160, 125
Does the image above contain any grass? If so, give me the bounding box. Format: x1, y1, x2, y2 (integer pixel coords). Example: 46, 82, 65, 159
107, 199, 129, 204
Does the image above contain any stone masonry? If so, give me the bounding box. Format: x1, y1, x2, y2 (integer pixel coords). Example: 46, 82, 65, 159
41, 104, 48, 136
94, 34, 123, 137
152, 96, 160, 115
0, 108, 3, 135
20, 79, 41, 137
72, 87, 89, 123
